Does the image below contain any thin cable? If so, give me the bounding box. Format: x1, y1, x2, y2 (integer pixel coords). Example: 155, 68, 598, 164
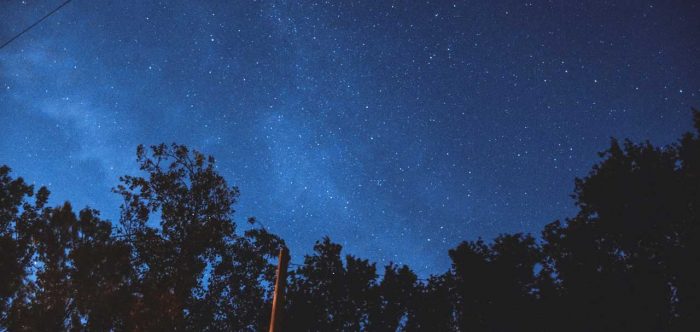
109, 228, 431, 280
287, 261, 430, 281
0, 0, 73, 51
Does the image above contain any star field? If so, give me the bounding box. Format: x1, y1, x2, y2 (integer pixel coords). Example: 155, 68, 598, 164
1, 0, 699, 276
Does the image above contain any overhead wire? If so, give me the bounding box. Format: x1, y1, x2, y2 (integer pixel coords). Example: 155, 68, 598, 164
0, 0, 73, 51
110, 230, 431, 281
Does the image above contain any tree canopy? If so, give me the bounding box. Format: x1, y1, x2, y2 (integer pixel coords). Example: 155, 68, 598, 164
1, 112, 700, 331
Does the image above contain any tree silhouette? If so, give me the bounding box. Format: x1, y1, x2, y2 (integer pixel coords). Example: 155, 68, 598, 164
285, 237, 379, 331
114, 143, 284, 330
405, 274, 455, 331
542, 111, 700, 331
1, 112, 700, 331
367, 263, 418, 331
187, 227, 284, 331
5, 203, 133, 330
449, 234, 542, 331
0, 166, 45, 327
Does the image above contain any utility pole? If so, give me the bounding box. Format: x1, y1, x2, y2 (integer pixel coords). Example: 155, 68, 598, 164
269, 246, 290, 332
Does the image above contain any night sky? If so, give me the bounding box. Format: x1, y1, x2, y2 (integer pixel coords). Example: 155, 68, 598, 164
1, 0, 699, 276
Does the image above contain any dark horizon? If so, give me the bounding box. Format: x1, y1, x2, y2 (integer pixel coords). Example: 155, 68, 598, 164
2, 113, 700, 330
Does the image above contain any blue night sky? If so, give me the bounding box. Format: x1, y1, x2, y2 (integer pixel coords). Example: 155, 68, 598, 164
1, 0, 699, 276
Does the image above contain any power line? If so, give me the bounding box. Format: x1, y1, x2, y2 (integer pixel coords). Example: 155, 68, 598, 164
110, 233, 432, 281
287, 262, 431, 281
0, 0, 73, 51
110, 227, 432, 281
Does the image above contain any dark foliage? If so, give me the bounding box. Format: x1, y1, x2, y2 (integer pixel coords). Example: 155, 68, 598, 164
1, 112, 699, 331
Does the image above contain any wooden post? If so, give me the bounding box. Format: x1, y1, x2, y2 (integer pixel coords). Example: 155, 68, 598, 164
269, 247, 290, 332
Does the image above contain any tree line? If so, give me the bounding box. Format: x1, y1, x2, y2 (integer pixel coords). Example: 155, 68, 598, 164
1, 112, 700, 331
